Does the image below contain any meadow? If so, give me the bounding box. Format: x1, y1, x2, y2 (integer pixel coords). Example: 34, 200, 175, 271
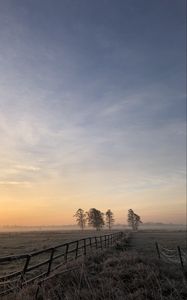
0, 230, 119, 280
131, 230, 186, 254
1, 229, 187, 300
0, 228, 185, 257
0, 230, 113, 257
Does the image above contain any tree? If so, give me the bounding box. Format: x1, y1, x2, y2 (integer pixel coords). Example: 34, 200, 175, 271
87, 208, 105, 231
128, 209, 142, 231
105, 209, 115, 230
74, 208, 87, 230
128, 209, 135, 230
134, 213, 142, 230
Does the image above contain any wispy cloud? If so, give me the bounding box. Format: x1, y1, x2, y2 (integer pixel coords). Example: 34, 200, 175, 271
0, 0, 185, 224
15, 165, 40, 171
0, 181, 31, 186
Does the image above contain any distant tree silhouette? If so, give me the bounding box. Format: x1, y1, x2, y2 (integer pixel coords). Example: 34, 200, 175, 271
74, 208, 87, 230
87, 208, 105, 231
105, 209, 115, 230
128, 209, 142, 231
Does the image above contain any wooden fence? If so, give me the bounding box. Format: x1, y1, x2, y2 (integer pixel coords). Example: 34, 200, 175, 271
0, 231, 123, 297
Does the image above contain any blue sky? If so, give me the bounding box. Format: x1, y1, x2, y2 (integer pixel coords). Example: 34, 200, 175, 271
0, 0, 186, 225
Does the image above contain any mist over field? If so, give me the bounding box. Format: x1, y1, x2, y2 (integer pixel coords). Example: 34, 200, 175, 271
0, 223, 186, 233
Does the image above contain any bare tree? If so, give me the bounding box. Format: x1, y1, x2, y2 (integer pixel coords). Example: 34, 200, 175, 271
74, 208, 87, 230
127, 209, 142, 231
105, 209, 114, 230
87, 208, 105, 231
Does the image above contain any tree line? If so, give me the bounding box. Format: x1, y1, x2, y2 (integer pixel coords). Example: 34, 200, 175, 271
74, 208, 114, 231
74, 208, 142, 231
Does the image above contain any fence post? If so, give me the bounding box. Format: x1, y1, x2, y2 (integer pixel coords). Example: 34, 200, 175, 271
177, 246, 184, 269
155, 242, 161, 259
95, 237, 98, 249
35, 282, 42, 300
64, 243, 69, 262
89, 237, 92, 249
100, 236, 103, 249
104, 235, 107, 248
47, 248, 55, 275
83, 239, 87, 255
20, 254, 31, 285
107, 235, 109, 247
75, 240, 79, 259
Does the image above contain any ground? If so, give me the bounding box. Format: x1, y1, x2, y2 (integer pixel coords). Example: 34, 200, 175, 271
0, 230, 111, 257
1, 229, 187, 300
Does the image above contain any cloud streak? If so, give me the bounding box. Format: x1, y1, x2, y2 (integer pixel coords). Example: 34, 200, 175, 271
0, 0, 185, 224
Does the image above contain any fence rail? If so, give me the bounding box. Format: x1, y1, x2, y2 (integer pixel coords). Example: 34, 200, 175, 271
0, 231, 123, 297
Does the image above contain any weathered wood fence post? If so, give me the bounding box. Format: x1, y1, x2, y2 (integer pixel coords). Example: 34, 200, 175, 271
65, 243, 69, 262
47, 248, 55, 275
100, 236, 103, 249
177, 246, 184, 269
89, 237, 92, 250
75, 240, 79, 259
95, 236, 98, 249
155, 242, 161, 259
104, 235, 107, 248
83, 239, 87, 255
20, 254, 31, 285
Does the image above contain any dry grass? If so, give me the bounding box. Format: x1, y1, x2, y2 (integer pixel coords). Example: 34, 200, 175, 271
1, 230, 187, 300
6, 232, 187, 300
13, 250, 187, 300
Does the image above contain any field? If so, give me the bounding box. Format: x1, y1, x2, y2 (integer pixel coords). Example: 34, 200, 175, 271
131, 230, 186, 254
0, 230, 114, 257
0, 229, 117, 280
0, 229, 185, 257
1, 229, 187, 300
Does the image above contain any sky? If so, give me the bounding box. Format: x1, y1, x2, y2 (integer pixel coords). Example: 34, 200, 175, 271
0, 0, 186, 226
